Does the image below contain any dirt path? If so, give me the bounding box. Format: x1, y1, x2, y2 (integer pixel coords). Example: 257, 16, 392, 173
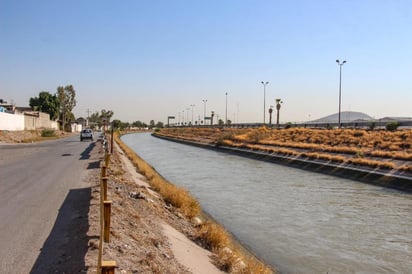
83, 141, 224, 273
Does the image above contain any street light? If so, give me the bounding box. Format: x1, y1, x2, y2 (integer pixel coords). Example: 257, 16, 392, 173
225, 92, 228, 126
336, 59, 347, 128
261, 81, 269, 124
202, 99, 207, 125
190, 104, 195, 125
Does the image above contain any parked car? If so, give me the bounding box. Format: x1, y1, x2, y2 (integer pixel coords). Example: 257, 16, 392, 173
80, 129, 93, 141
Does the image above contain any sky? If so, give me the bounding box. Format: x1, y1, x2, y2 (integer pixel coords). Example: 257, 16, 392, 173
1, 0, 411, 124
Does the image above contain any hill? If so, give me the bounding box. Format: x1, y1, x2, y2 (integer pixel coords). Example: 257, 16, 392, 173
311, 111, 373, 123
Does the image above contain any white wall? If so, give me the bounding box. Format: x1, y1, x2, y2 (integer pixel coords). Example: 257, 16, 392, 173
0, 112, 25, 130
71, 123, 82, 132
0, 111, 58, 131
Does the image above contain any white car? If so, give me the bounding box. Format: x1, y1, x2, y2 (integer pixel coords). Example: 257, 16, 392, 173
80, 129, 93, 141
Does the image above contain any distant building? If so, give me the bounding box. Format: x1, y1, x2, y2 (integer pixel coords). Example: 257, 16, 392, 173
0, 100, 58, 131
75, 117, 87, 127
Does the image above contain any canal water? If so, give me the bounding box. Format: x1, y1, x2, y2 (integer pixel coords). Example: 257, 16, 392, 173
122, 133, 412, 273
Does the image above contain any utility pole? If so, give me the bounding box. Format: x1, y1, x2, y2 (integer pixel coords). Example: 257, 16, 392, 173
86, 108, 91, 127
190, 104, 195, 125
225, 92, 228, 126
202, 99, 207, 125
261, 81, 269, 124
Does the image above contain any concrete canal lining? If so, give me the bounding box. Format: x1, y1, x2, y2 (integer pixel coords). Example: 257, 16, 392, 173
152, 133, 412, 193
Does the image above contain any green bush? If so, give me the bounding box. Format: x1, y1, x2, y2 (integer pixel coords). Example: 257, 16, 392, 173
385, 122, 399, 131
41, 129, 56, 137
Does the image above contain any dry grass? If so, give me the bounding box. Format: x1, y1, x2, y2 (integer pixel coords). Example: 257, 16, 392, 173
156, 127, 412, 172
115, 131, 275, 273
114, 132, 200, 218
0, 129, 63, 143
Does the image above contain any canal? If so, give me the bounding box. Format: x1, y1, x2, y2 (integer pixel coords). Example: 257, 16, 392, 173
122, 133, 412, 273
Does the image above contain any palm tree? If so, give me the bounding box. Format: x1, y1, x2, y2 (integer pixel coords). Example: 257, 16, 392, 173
276, 99, 283, 128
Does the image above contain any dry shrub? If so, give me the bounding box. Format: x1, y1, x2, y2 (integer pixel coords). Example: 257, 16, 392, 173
198, 221, 231, 250
154, 128, 408, 171
214, 246, 273, 274
114, 132, 200, 218
243, 127, 271, 143
398, 164, 412, 172
201, 222, 274, 273
216, 131, 235, 145
348, 158, 396, 169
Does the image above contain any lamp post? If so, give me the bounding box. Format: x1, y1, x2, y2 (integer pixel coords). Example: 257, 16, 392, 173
336, 59, 347, 128
190, 104, 195, 125
225, 92, 228, 126
261, 81, 269, 124
202, 99, 207, 125
276, 98, 283, 128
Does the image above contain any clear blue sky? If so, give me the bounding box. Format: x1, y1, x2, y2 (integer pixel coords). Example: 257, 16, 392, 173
1, 0, 411, 124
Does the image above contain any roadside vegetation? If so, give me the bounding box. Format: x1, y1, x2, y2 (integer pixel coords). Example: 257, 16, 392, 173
0, 129, 69, 143
154, 127, 412, 173
114, 132, 274, 273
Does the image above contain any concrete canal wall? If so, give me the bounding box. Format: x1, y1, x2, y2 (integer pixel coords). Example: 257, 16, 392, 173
152, 133, 412, 193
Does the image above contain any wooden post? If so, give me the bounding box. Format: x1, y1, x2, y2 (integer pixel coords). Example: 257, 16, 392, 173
103, 201, 112, 243
101, 165, 107, 178
101, 260, 117, 274
97, 179, 104, 274
102, 177, 108, 201
110, 127, 114, 154
105, 153, 111, 167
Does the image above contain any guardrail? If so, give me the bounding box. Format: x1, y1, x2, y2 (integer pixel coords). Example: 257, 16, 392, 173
166, 120, 412, 129
97, 142, 116, 274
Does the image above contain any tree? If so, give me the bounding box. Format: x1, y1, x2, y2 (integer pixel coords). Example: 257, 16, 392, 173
88, 109, 114, 129
132, 120, 147, 128
29, 91, 60, 120
386, 122, 399, 131
155, 121, 164, 128
100, 109, 114, 127
111, 119, 122, 129
88, 112, 101, 128
57, 85, 77, 131
149, 120, 155, 129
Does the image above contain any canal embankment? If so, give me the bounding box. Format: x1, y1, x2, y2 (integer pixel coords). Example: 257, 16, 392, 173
152, 132, 412, 192
123, 132, 412, 273
116, 132, 276, 273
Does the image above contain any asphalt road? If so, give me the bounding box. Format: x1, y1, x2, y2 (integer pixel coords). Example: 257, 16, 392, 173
0, 136, 99, 273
